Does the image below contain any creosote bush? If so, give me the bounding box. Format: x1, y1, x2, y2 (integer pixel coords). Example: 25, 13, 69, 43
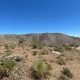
32, 41, 43, 49
0, 65, 9, 79
39, 49, 49, 55
57, 58, 66, 65
32, 51, 38, 56
54, 46, 64, 52
1, 59, 16, 70
31, 36, 44, 49
31, 60, 51, 79
54, 45, 72, 52
61, 68, 73, 79
0, 58, 16, 79
63, 45, 72, 51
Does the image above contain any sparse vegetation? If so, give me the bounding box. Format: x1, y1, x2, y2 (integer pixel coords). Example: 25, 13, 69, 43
32, 51, 38, 56
1, 58, 16, 70
54, 45, 72, 52
18, 38, 26, 49
39, 49, 49, 55
32, 41, 43, 49
58, 74, 70, 80
61, 68, 73, 79
4, 44, 10, 50
0, 33, 79, 80
63, 45, 72, 51
0, 58, 16, 79
0, 65, 9, 79
57, 58, 66, 65
31, 35, 44, 49
31, 60, 51, 79
10, 65, 26, 80
15, 56, 23, 62
58, 67, 73, 80
54, 45, 64, 52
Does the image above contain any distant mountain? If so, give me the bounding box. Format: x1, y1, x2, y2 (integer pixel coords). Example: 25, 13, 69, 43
0, 33, 80, 46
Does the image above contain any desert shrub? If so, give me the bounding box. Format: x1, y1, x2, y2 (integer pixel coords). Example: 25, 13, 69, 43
1, 59, 16, 70
57, 54, 66, 59
31, 60, 51, 79
18, 38, 26, 50
15, 56, 23, 62
50, 60, 54, 63
0, 66, 9, 79
54, 46, 64, 52
46, 63, 52, 70
0, 58, 16, 79
69, 43, 80, 48
58, 74, 70, 80
5, 50, 12, 57
10, 66, 26, 80
32, 51, 38, 56
4, 44, 9, 50
39, 49, 48, 55
54, 45, 72, 52
32, 44, 38, 49
31, 35, 44, 49
18, 39, 24, 44
57, 58, 66, 65
25, 54, 28, 58
62, 68, 73, 79
63, 45, 72, 51
4, 44, 12, 55
60, 54, 66, 57
9, 44, 16, 49
32, 41, 43, 49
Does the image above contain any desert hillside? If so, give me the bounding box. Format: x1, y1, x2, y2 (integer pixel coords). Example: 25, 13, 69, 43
0, 33, 80, 46
0, 33, 80, 80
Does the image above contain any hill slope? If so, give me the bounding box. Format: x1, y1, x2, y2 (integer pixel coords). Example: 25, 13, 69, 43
0, 33, 80, 46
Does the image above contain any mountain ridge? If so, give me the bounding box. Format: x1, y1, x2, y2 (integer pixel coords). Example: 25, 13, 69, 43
0, 33, 80, 46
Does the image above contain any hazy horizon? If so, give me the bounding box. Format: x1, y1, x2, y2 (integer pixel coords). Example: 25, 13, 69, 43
0, 32, 79, 38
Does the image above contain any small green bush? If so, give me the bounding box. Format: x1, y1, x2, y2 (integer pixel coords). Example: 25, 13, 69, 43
4, 44, 9, 50
1, 59, 16, 70
46, 63, 52, 70
54, 46, 64, 52
9, 44, 16, 49
31, 36, 43, 49
0, 58, 16, 79
62, 68, 73, 79
54, 45, 72, 52
31, 60, 51, 79
32, 44, 38, 49
57, 58, 66, 65
63, 45, 72, 51
32, 43, 43, 49
39, 49, 48, 55
0, 66, 9, 79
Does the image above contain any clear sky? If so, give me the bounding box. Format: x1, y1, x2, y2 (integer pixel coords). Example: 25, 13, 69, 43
0, 0, 80, 36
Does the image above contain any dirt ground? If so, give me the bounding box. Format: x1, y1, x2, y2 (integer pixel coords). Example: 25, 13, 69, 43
0, 45, 80, 80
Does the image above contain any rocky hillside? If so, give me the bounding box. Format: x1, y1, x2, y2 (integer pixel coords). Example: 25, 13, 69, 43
0, 33, 80, 46
0, 33, 80, 80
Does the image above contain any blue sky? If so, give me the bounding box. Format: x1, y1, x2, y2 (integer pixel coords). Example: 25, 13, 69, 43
0, 0, 80, 36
